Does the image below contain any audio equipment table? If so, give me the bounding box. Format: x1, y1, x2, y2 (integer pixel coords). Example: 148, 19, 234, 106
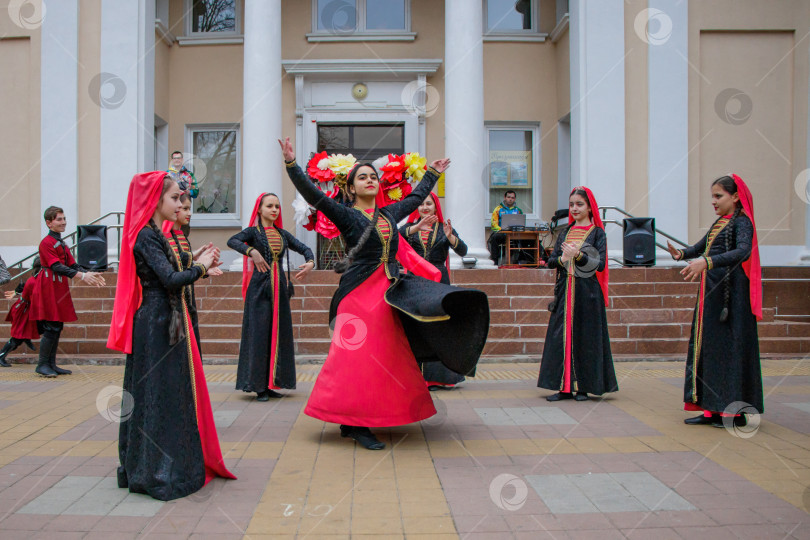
502, 230, 544, 268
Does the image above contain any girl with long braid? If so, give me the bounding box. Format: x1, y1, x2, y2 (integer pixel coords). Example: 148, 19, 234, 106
279, 137, 488, 450
538, 187, 617, 401
667, 174, 763, 427
108, 172, 235, 501
228, 192, 315, 401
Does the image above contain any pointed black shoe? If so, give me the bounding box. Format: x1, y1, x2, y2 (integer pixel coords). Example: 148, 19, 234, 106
574, 392, 589, 401
712, 415, 747, 428
257, 389, 283, 401
340, 425, 385, 450
546, 392, 573, 402
684, 414, 718, 425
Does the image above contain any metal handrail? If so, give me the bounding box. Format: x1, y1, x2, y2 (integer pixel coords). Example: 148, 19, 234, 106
599, 206, 689, 249
4, 211, 125, 287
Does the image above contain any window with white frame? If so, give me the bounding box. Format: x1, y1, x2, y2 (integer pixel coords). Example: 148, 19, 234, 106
312, 0, 411, 37
186, 125, 240, 223
486, 125, 540, 224
186, 0, 239, 35
484, 0, 539, 35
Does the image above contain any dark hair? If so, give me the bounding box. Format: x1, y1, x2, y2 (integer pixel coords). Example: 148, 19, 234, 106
43, 206, 64, 222
712, 175, 742, 323
504, 190, 516, 198
346, 163, 379, 201
171, 150, 183, 158
148, 218, 187, 343
32, 256, 41, 275
179, 192, 192, 204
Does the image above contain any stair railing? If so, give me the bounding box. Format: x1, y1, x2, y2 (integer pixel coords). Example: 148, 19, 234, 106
4, 211, 125, 286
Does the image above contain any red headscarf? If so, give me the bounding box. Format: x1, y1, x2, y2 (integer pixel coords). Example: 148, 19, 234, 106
107, 171, 169, 353
731, 174, 762, 320
406, 192, 451, 276
242, 193, 283, 300
569, 186, 609, 306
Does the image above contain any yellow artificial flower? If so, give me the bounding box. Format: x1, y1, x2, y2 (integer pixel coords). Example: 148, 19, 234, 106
327, 154, 357, 176
387, 187, 403, 200
403, 152, 427, 182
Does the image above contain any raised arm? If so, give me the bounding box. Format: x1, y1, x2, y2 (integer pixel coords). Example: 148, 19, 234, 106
134, 229, 205, 292
386, 167, 442, 222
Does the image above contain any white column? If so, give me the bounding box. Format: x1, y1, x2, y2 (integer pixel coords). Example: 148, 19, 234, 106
99, 0, 154, 217
41, 0, 79, 235
242, 0, 282, 227
570, 0, 626, 257
648, 0, 688, 243
444, 0, 491, 267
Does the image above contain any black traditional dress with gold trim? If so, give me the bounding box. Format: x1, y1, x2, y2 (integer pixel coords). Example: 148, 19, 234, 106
537, 225, 617, 395
285, 161, 489, 427
118, 226, 234, 501
399, 220, 470, 386
227, 224, 314, 392
680, 214, 762, 414
169, 229, 202, 350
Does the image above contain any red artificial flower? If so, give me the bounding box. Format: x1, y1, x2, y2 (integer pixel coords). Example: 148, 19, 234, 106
307, 151, 336, 183
315, 211, 340, 239
380, 154, 407, 186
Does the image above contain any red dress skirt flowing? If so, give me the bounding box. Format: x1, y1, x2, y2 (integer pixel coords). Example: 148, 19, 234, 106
304, 266, 436, 427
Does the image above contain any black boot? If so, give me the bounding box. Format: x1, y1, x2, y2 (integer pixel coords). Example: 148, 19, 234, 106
574, 392, 589, 401
0, 341, 13, 367
684, 413, 718, 425
35, 334, 57, 378
23, 339, 35, 351
546, 392, 573, 402
340, 425, 385, 450
48, 333, 71, 375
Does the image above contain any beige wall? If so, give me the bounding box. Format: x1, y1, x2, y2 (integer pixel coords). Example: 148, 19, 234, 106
0, 1, 41, 248
688, 0, 809, 246
623, 0, 649, 217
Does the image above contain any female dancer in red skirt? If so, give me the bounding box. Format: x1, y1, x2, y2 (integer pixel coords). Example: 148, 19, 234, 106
400, 193, 470, 389
668, 174, 763, 427
108, 172, 235, 501
228, 193, 315, 400
279, 137, 488, 450
538, 187, 617, 401
0, 257, 41, 367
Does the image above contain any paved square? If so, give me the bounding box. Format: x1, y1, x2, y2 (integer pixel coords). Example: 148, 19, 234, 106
0, 361, 807, 538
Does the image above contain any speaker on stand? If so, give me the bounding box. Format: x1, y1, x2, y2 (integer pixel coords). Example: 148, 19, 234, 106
77, 225, 108, 271
622, 218, 655, 266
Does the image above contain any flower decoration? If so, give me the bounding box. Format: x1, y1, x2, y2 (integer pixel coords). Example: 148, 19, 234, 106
326, 154, 357, 177
380, 154, 407, 186
403, 152, 427, 182
306, 151, 335, 183
315, 212, 340, 239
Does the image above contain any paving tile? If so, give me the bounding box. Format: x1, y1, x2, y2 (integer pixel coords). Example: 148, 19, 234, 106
16, 475, 102, 514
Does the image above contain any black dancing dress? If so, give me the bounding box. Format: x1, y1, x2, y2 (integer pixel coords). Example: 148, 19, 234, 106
228, 225, 314, 392
680, 214, 763, 414
538, 225, 618, 396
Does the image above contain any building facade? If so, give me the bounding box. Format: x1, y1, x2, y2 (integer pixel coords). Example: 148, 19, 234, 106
2, 0, 809, 266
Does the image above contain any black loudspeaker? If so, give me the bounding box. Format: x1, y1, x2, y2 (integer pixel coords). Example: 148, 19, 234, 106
623, 218, 655, 266
77, 225, 108, 271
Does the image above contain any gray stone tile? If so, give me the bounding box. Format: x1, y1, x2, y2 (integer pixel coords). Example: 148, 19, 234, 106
475, 406, 576, 426
569, 473, 647, 513
213, 410, 241, 428
784, 402, 810, 414
530, 407, 577, 425
108, 492, 164, 517
62, 477, 128, 516
17, 476, 102, 515
475, 407, 514, 426
610, 472, 695, 512
525, 474, 598, 514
